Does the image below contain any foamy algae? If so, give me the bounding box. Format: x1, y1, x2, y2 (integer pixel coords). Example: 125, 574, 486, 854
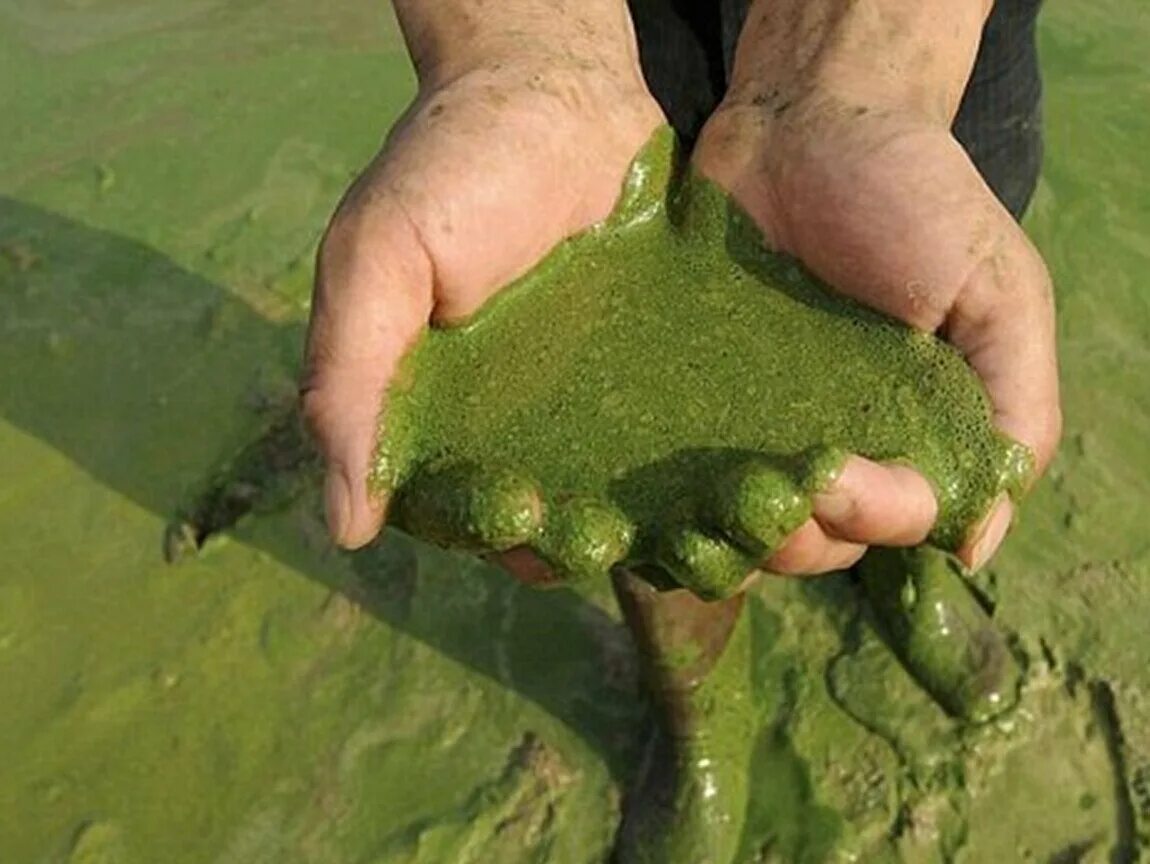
3, 1, 1150, 860
377, 128, 1035, 598
378, 127, 1032, 596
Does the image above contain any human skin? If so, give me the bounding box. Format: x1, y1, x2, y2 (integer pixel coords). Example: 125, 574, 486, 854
692, 0, 1062, 572
302, 0, 1061, 576
302, 0, 664, 554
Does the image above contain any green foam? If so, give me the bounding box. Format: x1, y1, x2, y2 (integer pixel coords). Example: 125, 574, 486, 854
378, 127, 1031, 593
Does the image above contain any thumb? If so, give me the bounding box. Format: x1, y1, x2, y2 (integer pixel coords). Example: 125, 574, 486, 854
301, 204, 433, 549
945, 224, 1061, 567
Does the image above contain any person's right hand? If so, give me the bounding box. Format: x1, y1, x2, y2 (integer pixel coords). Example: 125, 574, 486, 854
302, 58, 664, 549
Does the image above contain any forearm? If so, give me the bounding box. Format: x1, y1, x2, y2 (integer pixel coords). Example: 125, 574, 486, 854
726, 0, 993, 124
393, 0, 643, 87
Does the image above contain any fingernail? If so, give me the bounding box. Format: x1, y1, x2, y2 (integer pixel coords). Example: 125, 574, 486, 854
324, 470, 351, 545
970, 496, 1013, 571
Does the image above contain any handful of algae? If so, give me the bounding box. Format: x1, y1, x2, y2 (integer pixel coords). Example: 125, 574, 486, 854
375, 127, 1032, 604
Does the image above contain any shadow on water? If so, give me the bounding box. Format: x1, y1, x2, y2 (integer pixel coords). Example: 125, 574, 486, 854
0, 196, 644, 782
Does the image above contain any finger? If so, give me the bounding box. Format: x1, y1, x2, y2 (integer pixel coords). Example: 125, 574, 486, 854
945, 229, 1062, 476
766, 518, 867, 576
301, 205, 433, 549
957, 494, 1013, 571
398, 463, 544, 552
812, 455, 938, 546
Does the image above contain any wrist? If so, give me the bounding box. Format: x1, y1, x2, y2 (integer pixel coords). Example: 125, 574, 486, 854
394, 0, 645, 92
722, 0, 992, 126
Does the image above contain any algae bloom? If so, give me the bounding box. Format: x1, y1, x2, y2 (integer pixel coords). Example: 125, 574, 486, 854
375, 127, 1032, 602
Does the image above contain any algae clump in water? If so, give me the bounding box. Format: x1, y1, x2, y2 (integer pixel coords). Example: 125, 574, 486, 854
377, 127, 1032, 600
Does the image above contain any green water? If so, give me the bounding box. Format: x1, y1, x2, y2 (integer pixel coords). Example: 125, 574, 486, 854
1, 1, 1148, 862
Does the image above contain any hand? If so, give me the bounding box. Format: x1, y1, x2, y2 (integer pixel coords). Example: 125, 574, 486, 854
302, 54, 664, 549
693, 85, 1060, 575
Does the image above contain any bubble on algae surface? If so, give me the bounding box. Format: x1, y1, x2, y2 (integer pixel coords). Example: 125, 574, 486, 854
378, 126, 1031, 598
2, 0, 1150, 861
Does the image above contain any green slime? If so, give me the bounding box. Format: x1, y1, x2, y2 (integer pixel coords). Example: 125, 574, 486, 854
379, 127, 1032, 600
625, 605, 757, 864
5, 2, 1150, 861
860, 546, 1022, 724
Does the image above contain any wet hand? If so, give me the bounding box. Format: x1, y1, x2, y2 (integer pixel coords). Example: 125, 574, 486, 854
302, 53, 664, 549
692, 12, 1060, 574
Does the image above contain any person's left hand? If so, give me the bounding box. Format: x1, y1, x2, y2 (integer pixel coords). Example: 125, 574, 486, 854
691, 87, 1060, 576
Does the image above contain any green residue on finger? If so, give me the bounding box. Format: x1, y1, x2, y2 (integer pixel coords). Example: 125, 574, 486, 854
655, 526, 755, 601
712, 456, 811, 559
378, 127, 1032, 594
535, 497, 635, 585
393, 461, 543, 551
4, 0, 1149, 861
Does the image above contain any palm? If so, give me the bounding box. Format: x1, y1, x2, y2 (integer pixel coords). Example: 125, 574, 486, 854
327, 68, 665, 323
698, 109, 1013, 330
692, 102, 1059, 569
304, 65, 663, 548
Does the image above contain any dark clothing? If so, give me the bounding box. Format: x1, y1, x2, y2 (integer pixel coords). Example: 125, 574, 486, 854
628, 0, 1044, 220
954, 0, 1044, 220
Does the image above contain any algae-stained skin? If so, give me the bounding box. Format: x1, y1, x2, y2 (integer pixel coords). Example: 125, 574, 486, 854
379, 127, 1032, 597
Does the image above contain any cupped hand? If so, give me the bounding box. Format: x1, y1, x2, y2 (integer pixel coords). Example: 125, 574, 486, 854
302, 60, 664, 549
693, 92, 1061, 575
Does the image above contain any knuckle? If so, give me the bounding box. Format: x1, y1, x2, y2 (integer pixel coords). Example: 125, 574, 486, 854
841, 510, 877, 544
